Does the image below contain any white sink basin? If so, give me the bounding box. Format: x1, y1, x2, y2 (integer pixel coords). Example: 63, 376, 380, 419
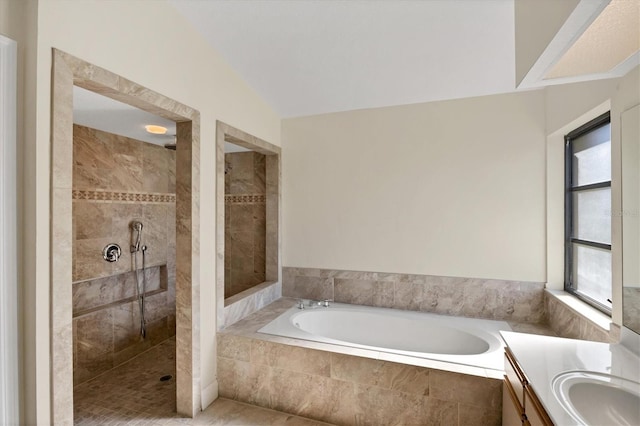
552, 371, 640, 425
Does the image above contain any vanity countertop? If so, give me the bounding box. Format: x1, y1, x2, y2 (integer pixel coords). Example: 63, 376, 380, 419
500, 331, 640, 425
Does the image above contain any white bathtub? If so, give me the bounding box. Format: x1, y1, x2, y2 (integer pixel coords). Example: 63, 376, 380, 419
258, 301, 511, 371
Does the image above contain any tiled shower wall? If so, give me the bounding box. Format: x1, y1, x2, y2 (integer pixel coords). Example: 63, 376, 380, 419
224, 152, 267, 298
283, 267, 546, 323
72, 124, 176, 385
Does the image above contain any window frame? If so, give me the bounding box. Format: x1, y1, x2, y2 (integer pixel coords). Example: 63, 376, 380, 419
564, 111, 612, 314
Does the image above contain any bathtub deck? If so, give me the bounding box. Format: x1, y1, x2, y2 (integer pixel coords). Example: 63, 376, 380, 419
220, 297, 555, 379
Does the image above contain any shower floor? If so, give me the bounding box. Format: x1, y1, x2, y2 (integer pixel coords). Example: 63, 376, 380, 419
74, 337, 330, 425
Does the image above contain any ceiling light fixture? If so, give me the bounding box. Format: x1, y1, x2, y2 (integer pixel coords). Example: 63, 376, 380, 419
145, 124, 168, 135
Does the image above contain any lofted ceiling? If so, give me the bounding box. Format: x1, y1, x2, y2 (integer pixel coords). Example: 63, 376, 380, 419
168, 0, 517, 118
74, 0, 638, 141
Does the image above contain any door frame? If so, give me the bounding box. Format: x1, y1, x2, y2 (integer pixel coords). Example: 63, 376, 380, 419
216, 121, 281, 329
50, 49, 201, 423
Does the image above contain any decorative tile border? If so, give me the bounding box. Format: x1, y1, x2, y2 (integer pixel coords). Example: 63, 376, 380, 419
224, 194, 266, 204
73, 189, 175, 204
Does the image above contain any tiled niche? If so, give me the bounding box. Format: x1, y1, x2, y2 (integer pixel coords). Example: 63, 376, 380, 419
224, 152, 267, 298
72, 124, 177, 384
216, 122, 281, 329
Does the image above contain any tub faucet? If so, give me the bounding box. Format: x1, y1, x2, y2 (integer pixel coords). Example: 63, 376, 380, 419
297, 299, 305, 309
307, 299, 332, 308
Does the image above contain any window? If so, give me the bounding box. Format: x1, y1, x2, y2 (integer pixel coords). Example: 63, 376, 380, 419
565, 112, 612, 313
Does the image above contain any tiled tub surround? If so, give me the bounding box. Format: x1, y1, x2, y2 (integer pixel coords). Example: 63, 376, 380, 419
545, 289, 620, 343
218, 298, 503, 426
225, 151, 267, 298
283, 267, 546, 324
624, 287, 640, 333
72, 124, 177, 385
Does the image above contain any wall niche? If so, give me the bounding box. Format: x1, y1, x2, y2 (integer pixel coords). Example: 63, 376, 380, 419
224, 150, 267, 298
216, 122, 281, 329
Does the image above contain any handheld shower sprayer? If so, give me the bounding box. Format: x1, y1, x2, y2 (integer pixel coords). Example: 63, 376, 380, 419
130, 220, 147, 338
130, 221, 144, 253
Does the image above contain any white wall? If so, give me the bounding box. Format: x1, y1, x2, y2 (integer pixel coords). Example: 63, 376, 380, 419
0, 1, 37, 423
282, 91, 547, 282
23, 0, 281, 423
514, 0, 580, 85
544, 67, 640, 325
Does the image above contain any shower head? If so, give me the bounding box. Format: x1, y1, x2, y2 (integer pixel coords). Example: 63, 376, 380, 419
131, 221, 144, 253
164, 135, 177, 150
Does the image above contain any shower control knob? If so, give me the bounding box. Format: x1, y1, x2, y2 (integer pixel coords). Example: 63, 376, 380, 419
103, 243, 122, 262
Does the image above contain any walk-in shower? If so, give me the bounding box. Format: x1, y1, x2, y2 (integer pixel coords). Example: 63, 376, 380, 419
131, 220, 148, 338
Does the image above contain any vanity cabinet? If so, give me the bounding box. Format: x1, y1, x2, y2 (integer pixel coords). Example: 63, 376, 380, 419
502, 348, 554, 426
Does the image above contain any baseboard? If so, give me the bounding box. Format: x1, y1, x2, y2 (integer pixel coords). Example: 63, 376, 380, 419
201, 380, 219, 410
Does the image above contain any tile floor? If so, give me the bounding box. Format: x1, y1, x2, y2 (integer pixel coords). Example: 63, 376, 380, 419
74, 337, 331, 425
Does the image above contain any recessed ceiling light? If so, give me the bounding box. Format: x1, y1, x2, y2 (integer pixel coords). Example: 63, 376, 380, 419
145, 125, 168, 135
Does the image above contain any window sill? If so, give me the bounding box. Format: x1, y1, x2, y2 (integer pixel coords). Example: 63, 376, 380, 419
546, 289, 613, 332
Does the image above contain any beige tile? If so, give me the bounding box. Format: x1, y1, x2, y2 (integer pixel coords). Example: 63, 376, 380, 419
217, 357, 272, 407
144, 292, 171, 323
147, 316, 174, 346
112, 301, 143, 352
331, 353, 429, 395
334, 278, 394, 308
217, 333, 251, 361
283, 275, 333, 300
74, 201, 113, 240
197, 398, 333, 426
430, 370, 501, 409
142, 204, 168, 266
507, 321, 556, 337
74, 310, 114, 385
458, 402, 501, 426
73, 124, 143, 192
76, 309, 114, 354
226, 152, 257, 194
251, 340, 331, 377
115, 268, 140, 301
167, 149, 177, 194
393, 281, 425, 311
288, 267, 546, 322
74, 237, 114, 282
72, 275, 118, 314
142, 143, 170, 193
352, 383, 422, 426
421, 397, 458, 426
112, 338, 152, 367
268, 368, 355, 425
